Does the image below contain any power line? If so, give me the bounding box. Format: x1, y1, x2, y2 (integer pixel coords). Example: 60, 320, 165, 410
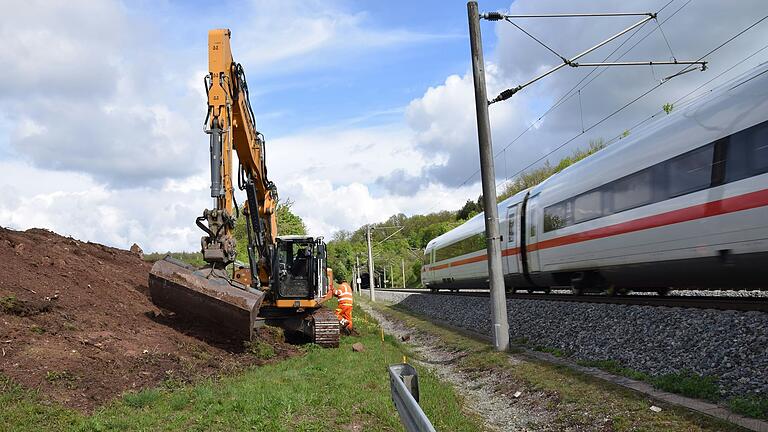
605, 42, 768, 147
666, 14, 768, 80
504, 18, 569, 64
573, 0, 692, 96
495, 14, 768, 193
452, 0, 686, 191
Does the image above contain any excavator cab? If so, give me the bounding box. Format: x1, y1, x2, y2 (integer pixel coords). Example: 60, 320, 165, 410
148, 236, 337, 346
273, 236, 325, 300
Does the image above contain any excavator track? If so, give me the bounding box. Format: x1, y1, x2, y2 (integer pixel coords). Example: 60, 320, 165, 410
311, 307, 340, 348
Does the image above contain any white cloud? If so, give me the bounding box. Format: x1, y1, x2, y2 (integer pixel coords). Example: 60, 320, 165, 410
0, 0, 469, 251
0, 0, 204, 188
280, 177, 479, 236
403, 64, 525, 187
0, 0, 127, 100
266, 124, 429, 188
233, 0, 458, 76
3, 0, 767, 253
0, 161, 208, 252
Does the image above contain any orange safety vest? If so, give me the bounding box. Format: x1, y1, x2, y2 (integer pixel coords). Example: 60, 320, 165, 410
334, 282, 353, 307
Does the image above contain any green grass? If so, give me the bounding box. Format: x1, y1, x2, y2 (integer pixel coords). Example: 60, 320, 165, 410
1, 296, 22, 314
244, 339, 277, 360
534, 346, 567, 358
728, 395, 768, 419
45, 371, 77, 389
577, 360, 721, 402
0, 301, 485, 432
0, 376, 82, 431
651, 371, 720, 402
371, 301, 744, 432
577, 359, 651, 381
122, 389, 162, 409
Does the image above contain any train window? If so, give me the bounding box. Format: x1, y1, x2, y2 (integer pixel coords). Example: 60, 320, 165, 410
668, 144, 714, 197
564, 200, 574, 225
727, 129, 750, 182
574, 190, 602, 223
434, 246, 449, 262
543, 203, 566, 232
534, 120, 768, 235
749, 122, 768, 174
612, 169, 652, 212
460, 233, 486, 255
507, 206, 516, 243
433, 233, 486, 262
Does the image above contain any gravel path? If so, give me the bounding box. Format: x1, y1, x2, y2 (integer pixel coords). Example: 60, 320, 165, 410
359, 302, 556, 431
363, 290, 768, 398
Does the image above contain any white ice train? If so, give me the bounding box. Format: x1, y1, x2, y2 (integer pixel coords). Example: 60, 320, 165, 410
422, 63, 768, 294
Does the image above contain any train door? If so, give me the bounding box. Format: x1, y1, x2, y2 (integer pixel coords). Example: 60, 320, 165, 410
504, 204, 520, 275
525, 194, 541, 274
422, 249, 434, 286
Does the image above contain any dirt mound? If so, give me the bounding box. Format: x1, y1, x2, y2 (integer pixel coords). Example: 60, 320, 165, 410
0, 227, 298, 411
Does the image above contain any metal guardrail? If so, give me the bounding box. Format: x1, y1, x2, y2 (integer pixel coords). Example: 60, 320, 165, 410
388, 363, 437, 432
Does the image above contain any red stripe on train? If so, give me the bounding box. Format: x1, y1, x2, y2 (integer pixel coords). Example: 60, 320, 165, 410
427, 188, 768, 271
528, 187, 768, 252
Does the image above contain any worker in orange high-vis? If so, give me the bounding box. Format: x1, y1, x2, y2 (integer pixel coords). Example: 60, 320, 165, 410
323, 277, 353, 333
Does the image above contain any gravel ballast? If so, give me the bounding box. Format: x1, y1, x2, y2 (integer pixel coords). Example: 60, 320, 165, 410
363, 290, 768, 398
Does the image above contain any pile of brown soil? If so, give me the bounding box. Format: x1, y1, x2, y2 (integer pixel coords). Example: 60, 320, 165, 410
0, 227, 298, 411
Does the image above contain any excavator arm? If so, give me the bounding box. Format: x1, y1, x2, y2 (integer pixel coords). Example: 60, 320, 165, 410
201, 28, 276, 288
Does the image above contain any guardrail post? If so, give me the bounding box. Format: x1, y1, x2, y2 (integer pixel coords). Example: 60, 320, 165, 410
388, 363, 436, 432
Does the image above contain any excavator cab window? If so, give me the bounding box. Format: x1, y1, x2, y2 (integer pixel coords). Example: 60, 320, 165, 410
275, 239, 314, 299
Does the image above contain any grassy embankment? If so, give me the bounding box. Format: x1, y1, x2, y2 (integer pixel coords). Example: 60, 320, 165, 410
370, 300, 753, 431
0, 301, 484, 432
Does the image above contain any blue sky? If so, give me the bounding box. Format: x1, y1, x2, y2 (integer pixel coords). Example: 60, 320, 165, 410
133, 0, 513, 136
1, 0, 766, 252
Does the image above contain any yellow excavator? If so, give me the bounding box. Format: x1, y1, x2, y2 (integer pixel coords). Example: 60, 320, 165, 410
148, 29, 339, 347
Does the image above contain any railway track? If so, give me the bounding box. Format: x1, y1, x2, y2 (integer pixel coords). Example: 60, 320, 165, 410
375, 289, 768, 312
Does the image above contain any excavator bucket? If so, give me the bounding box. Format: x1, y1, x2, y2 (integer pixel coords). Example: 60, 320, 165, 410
148, 256, 265, 341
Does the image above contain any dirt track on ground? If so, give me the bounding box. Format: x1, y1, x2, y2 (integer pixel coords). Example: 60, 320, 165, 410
0, 227, 297, 412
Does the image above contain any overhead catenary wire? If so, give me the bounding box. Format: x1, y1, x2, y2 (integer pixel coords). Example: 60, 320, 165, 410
425, 4, 765, 220
605, 42, 768, 148
451, 0, 686, 192
504, 18, 569, 63
494, 14, 768, 193
484, 12, 654, 19
488, 0, 708, 105
654, 14, 677, 60
490, 13, 662, 103
574, 0, 690, 91
664, 14, 768, 81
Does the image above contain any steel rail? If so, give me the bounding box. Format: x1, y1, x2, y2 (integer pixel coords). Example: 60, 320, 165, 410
378, 289, 768, 312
